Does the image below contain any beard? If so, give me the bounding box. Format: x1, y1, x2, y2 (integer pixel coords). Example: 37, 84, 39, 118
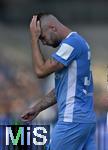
49, 40, 61, 48
48, 33, 62, 48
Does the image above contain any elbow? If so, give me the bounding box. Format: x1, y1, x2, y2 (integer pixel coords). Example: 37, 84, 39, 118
37, 73, 45, 79
34, 68, 46, 78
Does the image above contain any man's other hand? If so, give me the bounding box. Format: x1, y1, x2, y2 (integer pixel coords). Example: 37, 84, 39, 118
30, 15, 41, 39
21, 106, 39, 122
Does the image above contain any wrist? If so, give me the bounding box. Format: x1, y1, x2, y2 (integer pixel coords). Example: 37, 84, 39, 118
31, 34, 39, 41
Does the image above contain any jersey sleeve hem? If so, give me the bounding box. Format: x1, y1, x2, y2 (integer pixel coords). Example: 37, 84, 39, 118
51, 53, 68, 67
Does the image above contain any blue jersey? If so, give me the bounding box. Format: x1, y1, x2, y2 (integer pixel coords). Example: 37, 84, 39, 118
51, 32, 96, 123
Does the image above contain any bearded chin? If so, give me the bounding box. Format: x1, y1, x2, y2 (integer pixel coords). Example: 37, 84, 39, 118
52, 40, 61, 48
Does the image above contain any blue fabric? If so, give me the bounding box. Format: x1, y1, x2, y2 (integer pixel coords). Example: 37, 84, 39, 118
51, 32, 96, 123
49, 122, 96, 150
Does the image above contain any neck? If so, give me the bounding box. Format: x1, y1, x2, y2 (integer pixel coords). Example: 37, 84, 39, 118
59, 25, 72, 40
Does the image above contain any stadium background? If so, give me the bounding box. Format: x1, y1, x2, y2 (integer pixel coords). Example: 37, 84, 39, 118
0, 0, 108, 149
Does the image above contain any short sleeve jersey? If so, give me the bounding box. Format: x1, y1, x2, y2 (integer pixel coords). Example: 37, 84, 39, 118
51, 32, 96, 123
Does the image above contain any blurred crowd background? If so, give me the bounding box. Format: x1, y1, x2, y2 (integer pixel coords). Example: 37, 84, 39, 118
0, 0, 108, 149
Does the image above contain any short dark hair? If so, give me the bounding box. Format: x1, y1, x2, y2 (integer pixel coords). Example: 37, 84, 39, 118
37, 13, 50, 21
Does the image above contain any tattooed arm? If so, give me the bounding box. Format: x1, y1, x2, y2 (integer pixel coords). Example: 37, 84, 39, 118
30, 16, 64, 78
31, 33, 64, 78
21, 89, 56, 122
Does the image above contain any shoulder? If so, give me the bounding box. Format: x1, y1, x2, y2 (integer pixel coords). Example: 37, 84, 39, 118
62, 32, 82, 49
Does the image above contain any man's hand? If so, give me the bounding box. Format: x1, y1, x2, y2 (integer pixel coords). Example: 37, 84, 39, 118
30, 15, 64, 78
21, 90, 56, 122
21, 106, 40, 122
30, 16, 41, 40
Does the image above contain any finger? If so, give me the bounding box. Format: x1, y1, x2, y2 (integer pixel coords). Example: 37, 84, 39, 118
32, 15, 37, 19
21, 117, 32, 122
21, 113, 37, 122
21, 118, 33, 123
33, 15, 37, 18
31, 16, 36, 22
21, 112, 28, 118
33, 16, 37, 22
21, 112, 33, 119
21, 114, 31, 121
21, 115, 34, 122
37, 21, 41, 29
21, 113, 31, 120
37, 20, 40, 25
30, 16, 37, 25
21, 115, 28, 120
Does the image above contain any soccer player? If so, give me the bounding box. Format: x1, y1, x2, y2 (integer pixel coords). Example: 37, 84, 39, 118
21, 13, 96, 150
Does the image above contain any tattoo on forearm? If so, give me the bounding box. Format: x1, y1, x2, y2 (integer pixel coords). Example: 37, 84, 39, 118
40, 89, 57, 111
